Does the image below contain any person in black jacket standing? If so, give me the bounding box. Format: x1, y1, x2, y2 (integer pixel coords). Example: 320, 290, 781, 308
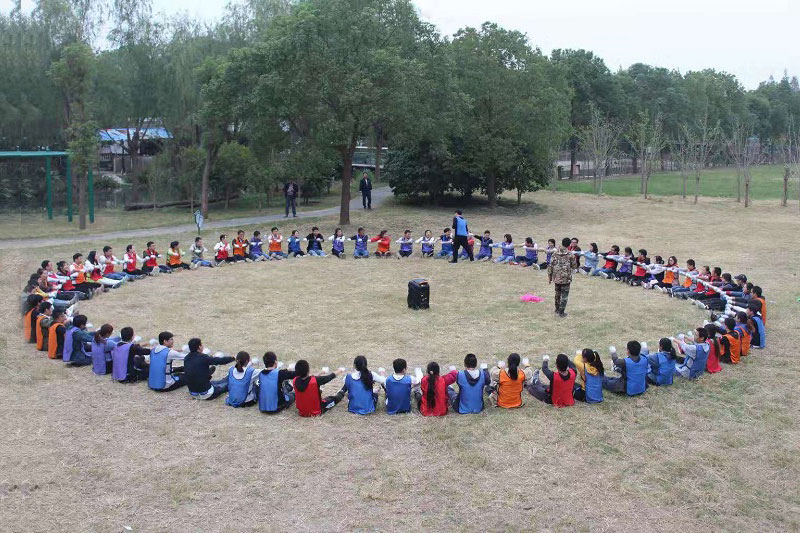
450, 210, 473, 263
184, 337, 235, 400
359, 172, 372, 209
283, 180, 299, 218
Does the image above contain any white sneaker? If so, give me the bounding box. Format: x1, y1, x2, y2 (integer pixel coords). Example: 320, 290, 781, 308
190, 262, 198, 270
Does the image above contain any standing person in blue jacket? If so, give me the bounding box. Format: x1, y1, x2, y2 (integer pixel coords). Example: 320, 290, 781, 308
226, 351, 259, 407
342, 356, 385, 415
603, 341, 648, 396
475, 231, 493, 261
646, 338, 677, 386
256, 351, 297, 414
184, 338, 235, 400
384, 358, 421, 414
450, 210, 473, 263
148, 331, 187, 392
448, 353, 491, 414
350, 227, 370, 259
63, 314, 93, 367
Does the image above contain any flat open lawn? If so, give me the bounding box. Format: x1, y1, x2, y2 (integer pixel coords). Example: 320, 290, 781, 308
1, 192, 798, 531
557, 164, 799, 200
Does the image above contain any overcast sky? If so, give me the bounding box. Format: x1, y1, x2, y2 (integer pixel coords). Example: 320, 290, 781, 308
3, 0, 798, 89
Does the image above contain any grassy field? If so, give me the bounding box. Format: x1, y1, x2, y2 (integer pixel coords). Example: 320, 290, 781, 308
557, 164, 799, 200
0, 180, 360, 240
1, 191, 798, 531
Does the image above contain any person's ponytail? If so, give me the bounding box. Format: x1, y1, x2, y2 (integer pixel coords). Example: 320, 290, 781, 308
94, 324, 113, 344
235, 351, 250, 372
507, 353, 520, 381
591, 350, 604, 374
354, 355, 373, 388
426, 362, 440, 408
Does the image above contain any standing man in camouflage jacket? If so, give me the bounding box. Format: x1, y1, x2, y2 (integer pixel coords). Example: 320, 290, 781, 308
548, 238, 578, 317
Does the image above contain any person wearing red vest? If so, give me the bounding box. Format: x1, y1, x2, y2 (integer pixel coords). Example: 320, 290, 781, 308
122, 245, 146, 277
414, 362, 458, 416
528, 354, 577, 407
704, 324, 723, 373
293, 360, 345, 417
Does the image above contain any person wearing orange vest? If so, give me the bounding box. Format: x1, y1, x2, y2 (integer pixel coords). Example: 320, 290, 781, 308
654, 256, 680, 291
267, 227, 288, 259
292, 360, 345, 417
167, 241, 192, 270
35, 301, 53, 351
70, 253, 102, 296
528, 353, 578, 407
47, 311, 69, 359
668, 259, 697, 296
231, 230, 251, 262
734, 312, 752, 357
751, 286, 767, 326
490, 353, 533, 408
719, 317, 742, 364
23, 294, 43, 343
370, 230, 392, 258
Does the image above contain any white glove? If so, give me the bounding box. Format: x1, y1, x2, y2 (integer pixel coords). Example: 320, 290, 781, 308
542, 355, 550, 362
277, 361, 284, 369
133, 335, 142, 343
213, 351, 224, 358
609, 346, 617, 354
522, 357, 530, 367
378, 367, 386, 374
480, 363, 488, 370
321, 366, 330, 373
181, 345, 190, 353
148, 338, 158, 346
85, 323, 94, 329
497, 361, 506, 368
448, 365, 457, 373
641, 342, 648, 351
202, 347, 211, 355
575, 350, 582, 358
288, 363, 296, 371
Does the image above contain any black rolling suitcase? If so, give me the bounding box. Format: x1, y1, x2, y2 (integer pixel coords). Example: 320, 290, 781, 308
408, 279, 430, 310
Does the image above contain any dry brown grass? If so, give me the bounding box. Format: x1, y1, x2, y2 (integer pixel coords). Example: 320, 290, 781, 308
1, 191, 799, 532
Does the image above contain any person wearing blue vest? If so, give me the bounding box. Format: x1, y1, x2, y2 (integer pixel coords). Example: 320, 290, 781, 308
384, 358, 421, 414
64, 314, 93, 367
573, 349, 604, 403
475, 231, 493, 261
448, 353, 491, 414
396, 230, 414, 258
148, 331, 187, 391
603, 340, 648, 396
437, 228, 453, 259
350, 228, 370, 258
674, 328, 710, 380
287, 231, 305, 257
746, 301, 766, 349
646, 338, 677, 386
112, 327, 151, 383
256, 351, 297, 413
341, 356, 385, 415
226, 352, 259, 407
450, 210, 473, 263
90, 324, 117, 375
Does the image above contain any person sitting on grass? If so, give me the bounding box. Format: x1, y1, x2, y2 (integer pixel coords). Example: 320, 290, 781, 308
112, 327, 151, 383
646, 338, 677, 386
417, 230, 436, 258
704, 324, 724, 374
305, 227, 326, 257
23, 293, 43, 343
70, 253, 104, 295
458, 235, 475, 260
370, 230, 392, 258
603, 341, 647, 396
673, 327, 710, 380
268, 227, 288, 259
226, 351, 259, 407
397, 230, 414, 258
350, 227, 370, 259
516, 237, 539, 268
611, 247, 634, 282
148, 331, 188, 392
231, 230, 251, 262
35, 301, 53, 352
493, 234, 516, 264
185, 337, 235, 400
91, 324, 117, 375
214, 234, 234, 265
384, 358, 420, 415
719, 317, 742, 364
436, 228, 453, 259
449, 353, 491, 414
342, 356, 385, 415
415, 361, 458, 416
190, 237, 215, 268
287, 230, 305, 257
47, 310, 68, 360
142, 241, 170, 274
573, 348, 604, 403
528, 353, 578, 408
249, 231, 269, 262
538, 238, 557, 270
85, 251, 125, 288
329, 228, 347, 259
629, 249, 650, 286
747, 300, 766, 349
475, 231, 493, 261
255, 351, 297, 414
97, 246, 130, 281
166, 241, 192, 270
490, 353, 533, 408
292, 360, 345, 417
63, 314, 93, 367
579, 243, 600, 275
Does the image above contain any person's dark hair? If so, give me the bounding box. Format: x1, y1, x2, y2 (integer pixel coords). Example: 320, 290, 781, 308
704, 324, 720, 353
170, 241, 179, 249
392, 358, 407, 374
549, 238, 557, 245
120, 327, 134, 342
504, 233, 512, 243
654, 255, 663, 265
639, 249, 648, 257
507, 353, 521, 380
73, 315, 88, 329
357, 227, 364, 232
188, 338, 202, 353
556, 353, 569, 372
354, 355, 374, 388
736, 311, 748, 323
694, 327, 707, 341
254, 231, 261, 237
146, 241, 154, 248
590, 242, 598, 253
561, 237, 571, 247
713, 266, 722, 277
752, 286, 762, 297
745, 282, 754, 291
747, 300, 762, 314
103, 246, 112, 253
660, 338, 676, 360
52, 310, 64, 322
525, 237, 533, 245
235, 351, 250, 372
41, 260, 50, 269
722, 273, 732, 283
724, 317, 736, 331
194, 237, 202, 243
379, 230, 387, 238
263, 351, 277, 367
295, 359, 310, 378
272, 227, 279, 232
38, 301, 52, 313
687, 259, 695, 267
94, 324, 113, 343
464, 353, 477, 368
426, 361, 440, 408
87, 250, 98, 264
25, 294, 43, 313
311, 226, 319, 232
73, 253, 82, 261
667, 255, 677, 265
627, 340, 641, 357
126, 244, 134, 252
624, 247, 633, 255
158, 331, 173, 345
219, 234, 226, 240
237, 230, 244, 236
455, 209, 462, 215
581, 348, 604, 374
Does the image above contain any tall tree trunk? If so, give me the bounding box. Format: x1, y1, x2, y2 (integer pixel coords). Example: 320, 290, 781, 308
200, 143, 216, 218
605, 161, 612, 178
128, 138, 141, 204
78, 169, 87, 230
374, 127, 383, 182
517, 189, 522, 204
569, 136, 578, 178
640, 168, 646, 194
599, 173, 604, 195
338, 139, 357, 225
694, 172, 700, 205
632, 155, 638, 175
744, 171, 751, 208
486, 171, 497, 208
189, 181, 194, 212
783, 166, 789, 207
682, 172, 687, 199
644, 171, 649, 199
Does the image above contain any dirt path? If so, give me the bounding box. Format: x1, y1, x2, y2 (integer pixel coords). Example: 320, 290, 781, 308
0, 187, 392, 250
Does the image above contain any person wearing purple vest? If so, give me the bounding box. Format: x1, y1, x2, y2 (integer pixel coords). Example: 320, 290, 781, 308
112, 327, 151, 383
91, 324, 119, 375
64, 314, 93, 367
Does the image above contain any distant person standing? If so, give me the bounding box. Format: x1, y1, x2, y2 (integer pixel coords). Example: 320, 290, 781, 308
359, 172, 373, 209
450, 210, 473, 263
284, 180, 299, 218
548, 238, 578, 317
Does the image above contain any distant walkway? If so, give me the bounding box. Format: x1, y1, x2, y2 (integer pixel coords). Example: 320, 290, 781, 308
0, 187, 392, 250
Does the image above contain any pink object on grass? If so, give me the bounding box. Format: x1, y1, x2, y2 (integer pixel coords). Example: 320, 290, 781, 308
520, 293, 543, 303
